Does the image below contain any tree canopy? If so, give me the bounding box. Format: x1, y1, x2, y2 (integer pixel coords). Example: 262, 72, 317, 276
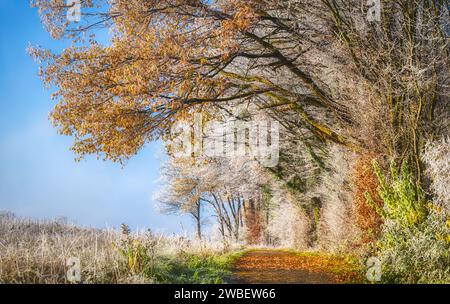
31, 0, 449, 248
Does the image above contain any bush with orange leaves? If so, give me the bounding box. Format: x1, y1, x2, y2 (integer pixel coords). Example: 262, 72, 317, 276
244, 198, 265, 245
353, 154, 383, 244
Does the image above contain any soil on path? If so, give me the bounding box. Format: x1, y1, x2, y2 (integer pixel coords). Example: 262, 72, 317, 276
228, 250, 341, 284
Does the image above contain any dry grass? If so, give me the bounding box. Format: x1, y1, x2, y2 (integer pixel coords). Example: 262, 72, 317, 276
0, 213, 125, 283
0, 212, 237, 284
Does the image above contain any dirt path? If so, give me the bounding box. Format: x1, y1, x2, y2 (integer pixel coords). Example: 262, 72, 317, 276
228, 250, 339, 284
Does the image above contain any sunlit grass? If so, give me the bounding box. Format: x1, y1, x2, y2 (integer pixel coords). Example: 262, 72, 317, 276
0, 213, 244, 284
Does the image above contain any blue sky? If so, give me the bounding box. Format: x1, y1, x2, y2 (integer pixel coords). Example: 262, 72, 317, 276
0, 1, 191, 234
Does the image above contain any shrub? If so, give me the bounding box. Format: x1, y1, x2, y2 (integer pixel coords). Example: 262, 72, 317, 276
267, 193, 310, 250
375, 206, 450, 283
318, 145, 359, 252
369, 161, 450, 283
353, 154, 383, 244
371, 161, 427, 229
422, 137, 450, 209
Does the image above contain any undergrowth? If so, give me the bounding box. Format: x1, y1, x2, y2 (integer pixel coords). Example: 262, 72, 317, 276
367, 161, 450, 283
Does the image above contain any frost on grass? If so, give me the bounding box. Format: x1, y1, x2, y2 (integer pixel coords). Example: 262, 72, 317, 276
0, 213, 241, 284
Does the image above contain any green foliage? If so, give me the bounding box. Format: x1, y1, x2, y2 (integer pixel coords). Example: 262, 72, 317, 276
144, 251, 246, 284
375, 207, 450, 283
115, 225, 159, 276
372, 161, 427, 228
113, 228, 246, 284
369, 161, 450, 283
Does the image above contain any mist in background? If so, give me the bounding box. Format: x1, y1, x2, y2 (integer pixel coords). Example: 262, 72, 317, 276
0, 0, 191, 234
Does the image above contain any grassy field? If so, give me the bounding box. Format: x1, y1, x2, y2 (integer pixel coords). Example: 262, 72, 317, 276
0, 213, 245, 284
1, 213, 366, 284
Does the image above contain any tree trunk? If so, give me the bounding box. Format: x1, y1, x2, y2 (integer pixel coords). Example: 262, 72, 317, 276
195, 199, 202, 240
